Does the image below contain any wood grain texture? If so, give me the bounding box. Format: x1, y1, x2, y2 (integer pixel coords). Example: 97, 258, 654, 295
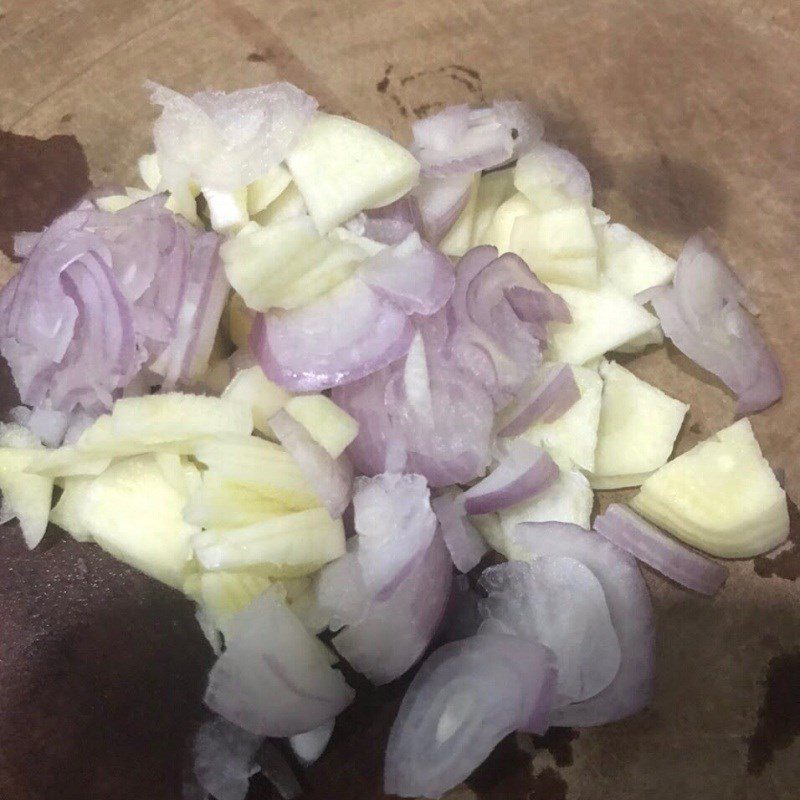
0, 1, 798, 798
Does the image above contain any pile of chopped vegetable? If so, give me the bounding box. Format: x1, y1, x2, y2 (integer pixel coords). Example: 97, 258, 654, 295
0, 81, 788, 800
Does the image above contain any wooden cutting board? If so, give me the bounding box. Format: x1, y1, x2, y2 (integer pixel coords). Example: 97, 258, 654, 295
0, 1, 798, 799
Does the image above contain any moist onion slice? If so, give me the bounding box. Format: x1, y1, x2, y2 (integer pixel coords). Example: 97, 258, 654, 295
413, 173, 474, 245
462, 441, 559, 516
497, 363, 580, 437
250, 278, 414, 391
478, 559, 622, 703
593, 503, 729, 596
365, 195, 424, 243
508, 522, 655, 727
358, 232, 455, 316
268, 409, 353, 518
650, 231, 782, 415
431, 489, 489, 573
289, 719, 335, 765
384, 633, 556, 799
204, 588, 354, 737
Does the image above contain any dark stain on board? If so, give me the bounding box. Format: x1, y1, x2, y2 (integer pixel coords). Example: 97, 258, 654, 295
531, 726, 579, 767
247, 51, 269, 63
376, 62, 486, 119
467, 736, 568, 800
753, 496, 800, 581
746, 650, 800, 774
0, 129, 90, 258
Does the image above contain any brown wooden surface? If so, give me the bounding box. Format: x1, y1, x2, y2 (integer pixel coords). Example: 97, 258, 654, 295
0, 1, 799, 799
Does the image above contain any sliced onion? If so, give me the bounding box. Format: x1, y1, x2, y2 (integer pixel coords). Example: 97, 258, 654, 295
515, 142, 593, 206
358, 232, 455, 316
593, 503, 729, 596
205, 588, 354, 737
148, 81, 317, 191
462, 441, 558, 516
316, 473, 452, 684
497, 363, 580, 437
432, 489, 489, 573
508, 522, 654, 726
12, 231, 42, 260
650, 232, 782, 415
268, 409, 353, 518
365, 195, 424, 243
413, 173, 473, 244
192, 716, 261, 800
411, 102, 543, 177
450, 248, 567, 406
250, 278, 414, 391
479, 559, 622, 703
289, 719, 335, 765
384, 633, 556, 799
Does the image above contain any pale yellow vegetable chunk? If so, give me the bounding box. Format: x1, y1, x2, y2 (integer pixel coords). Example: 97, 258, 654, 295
284, 395, 358, 458
440, 174, 480, 257
222, 365, 291, 436
631, 418, 789, 558
470, 168, 515, 247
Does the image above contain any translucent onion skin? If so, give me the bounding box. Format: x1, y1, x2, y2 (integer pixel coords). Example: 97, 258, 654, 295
594, 503, 729, 596
650, 231, 782, 415
384, 633, 556, 799
509, 522, 655, 727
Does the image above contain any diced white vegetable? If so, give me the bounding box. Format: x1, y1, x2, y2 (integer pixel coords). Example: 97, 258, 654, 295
330, 226, 387, 256
192, 508, 346, 575
252, 181, 307, 226
547, 281, 660, 364
193, 435, 320, 510
440, 174, 480, 257
222, 365, 291, 435
521, 364, 603, 472
475, 469, 594, 559
631, 418, 789, 558
597, 222, 676, 297
78, 393, 252, 457
509, 204, 599, 287
247, 164, 293, 216
589, 361, 688, 489
284, 395, 358, 458
0, 424, 53, 548
287, 113, 420, 233
470, 168, 515, 246
4, 447, 111, 478
184, 472, 291, 529
191, 568, 274, 631
154, 452, 201, 496
137, 153, 162, 191
479, 192, 535, 252
513, 144, 591, 209
613, 325, 664, 354
165, 185, 200, 225
74, 455, 199, 588
221, 217, 364, 312
203, 186, 249, 233
49, 476, 94, 542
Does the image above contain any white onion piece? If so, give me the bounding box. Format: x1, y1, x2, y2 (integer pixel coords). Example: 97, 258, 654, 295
250, 278, 414, 391
358, 232, 455, 316
413, 173, 473, 244
365, 195, 424, 243
384, 633, 556, 799
508, 522, 655, 726
462, 441, 558, 516
316, 474, 452, 684
148, 81, 317, 191
432, 489, 488, 573
412, 102, 543, 177
594, 503, 729, 596
268, 409, 353, 518
289, 719, 335, 765
192, 716, 261, 800
497, 363, 580, 437
515, 142, 593, 207
650, 232, 782, 415
352, 473, 437, 592
479, 559, 622, 703
205, 589, 354, 737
